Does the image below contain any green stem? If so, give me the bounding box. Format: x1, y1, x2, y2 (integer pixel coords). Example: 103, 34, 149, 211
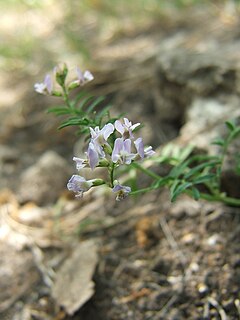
187, 190, 240, 207
62, 85, 72, 110
130, 185, 158, 195
131, 162, 161, 180
108, 164, 115, 188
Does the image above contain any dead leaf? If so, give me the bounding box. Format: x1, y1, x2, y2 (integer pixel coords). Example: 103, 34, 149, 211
51, 240, 98, 315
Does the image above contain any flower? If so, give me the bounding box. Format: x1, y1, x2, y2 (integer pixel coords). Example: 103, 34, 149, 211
90, 123, 114, 146
73, 157, 88, 170
144, 146, 155, 157
54, 63, 68, 86
34, 74, 53, 95
134, 138, 155, 159
76, 67, 94, 86
134, 137, 144, 159
115, 118, 140, 139
87, 141, 100, 170
112, 182, 131, 201
87, 123, 114, 170
67, 175, 94, 198
112, 138, 136, 165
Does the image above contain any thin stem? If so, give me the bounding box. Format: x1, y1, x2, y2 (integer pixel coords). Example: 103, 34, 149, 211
108, 163, 115, 188
187, 190, 240, 207
130, 186, 158, 195
62, 85, 72, 110
131, 162, 161, 180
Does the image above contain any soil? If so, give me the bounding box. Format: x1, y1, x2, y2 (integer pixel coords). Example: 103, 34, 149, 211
0, 3, 240, 320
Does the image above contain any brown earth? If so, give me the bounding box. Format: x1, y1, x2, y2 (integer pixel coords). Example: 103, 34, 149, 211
0, 3, 240, 320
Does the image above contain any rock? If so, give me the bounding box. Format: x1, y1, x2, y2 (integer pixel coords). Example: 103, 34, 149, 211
0, 243, 39, 313
155, 42, 240, 129
180, 97, 240, 150
18, 151, 72, 205
51, 240, 98, 315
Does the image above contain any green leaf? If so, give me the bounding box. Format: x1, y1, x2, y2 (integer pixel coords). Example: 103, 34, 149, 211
225, 120, 236, 132
232, 127, 240, 140
178, 144, 194, 162
171, 181, 193, 202
192, 174, 216, 185
192, 187, 200, 200
86, 96, 106, 113
77, 95, 95, 112
184, 160, 220, 180
169, 160, 189, 179
169, 154, 220, 179
72, 91, 88, 108
95, 104, 111, 118
47, 106, 71, 115
58, 117, 90, 129
211, 138, 225, 147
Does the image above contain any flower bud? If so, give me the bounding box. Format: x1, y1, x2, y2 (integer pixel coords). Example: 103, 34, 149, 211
98, 158, 109, 167
52, 90, 63, 97
54, 63, 68, 87
103, 144, 112, 156
91, 179, 105, 186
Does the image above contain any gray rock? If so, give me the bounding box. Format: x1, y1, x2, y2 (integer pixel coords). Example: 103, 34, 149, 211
18, 151, 72, 205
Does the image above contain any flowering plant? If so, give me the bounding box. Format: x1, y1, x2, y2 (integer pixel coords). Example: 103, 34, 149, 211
35, 63, 240, 206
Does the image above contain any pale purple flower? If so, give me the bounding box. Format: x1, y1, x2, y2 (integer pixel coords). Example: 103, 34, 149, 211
134, 138, 155, 159
87, 123, 114, 170
112, 182, 131, 201
87, 141, 100, 170
112, 138, 136, 165
144, 146, 155, 157
67, 175, 94, 198
115, 118, 140, 139
76, 67, 94, 86
134, 137, 144, 159
73, 157, 88, 170
90, 123, 114, 146
34, 74, 53, 95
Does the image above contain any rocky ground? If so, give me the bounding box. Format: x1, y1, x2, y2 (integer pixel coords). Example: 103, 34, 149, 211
0, 2, 240, 319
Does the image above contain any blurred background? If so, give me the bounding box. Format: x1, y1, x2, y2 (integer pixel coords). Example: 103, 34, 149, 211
1, 1, 240, 319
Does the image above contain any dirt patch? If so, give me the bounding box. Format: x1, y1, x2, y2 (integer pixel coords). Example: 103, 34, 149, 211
0, 3, 240, 320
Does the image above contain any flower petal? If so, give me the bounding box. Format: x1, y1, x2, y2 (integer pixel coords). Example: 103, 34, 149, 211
134, 137, 144, 159
112, 138, 123, 163
87, 142, 99, 170
102, 123, 114, 140
115, 120, 124, 135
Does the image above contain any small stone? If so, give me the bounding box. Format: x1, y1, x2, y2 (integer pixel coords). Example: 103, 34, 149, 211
198, 283, 208, 294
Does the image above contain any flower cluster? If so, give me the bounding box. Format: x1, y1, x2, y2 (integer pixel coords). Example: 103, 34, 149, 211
67, 118, 155, 201
34, 63, 94, 96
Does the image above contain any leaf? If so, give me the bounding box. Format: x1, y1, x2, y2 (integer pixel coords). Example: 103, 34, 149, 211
47, 106, 71, 116
169, 160, 189, 179
95, 105, 111, 121
211, 138, 225, 147
169, 155, 219, 179
232, 127, 240, 140
184, 160, 220, 180
225, 120, 236, 132
170, 179, 180, 196
72, 91, 88, 108
192, 174, 216, 185
86, 96, 106, 113
58, 117, 90, 129
77, 95, 94, 112
192, 187, 200, 200
178, 144, 194, 162
171, 181, 193, 202
51, 240, 98, 315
